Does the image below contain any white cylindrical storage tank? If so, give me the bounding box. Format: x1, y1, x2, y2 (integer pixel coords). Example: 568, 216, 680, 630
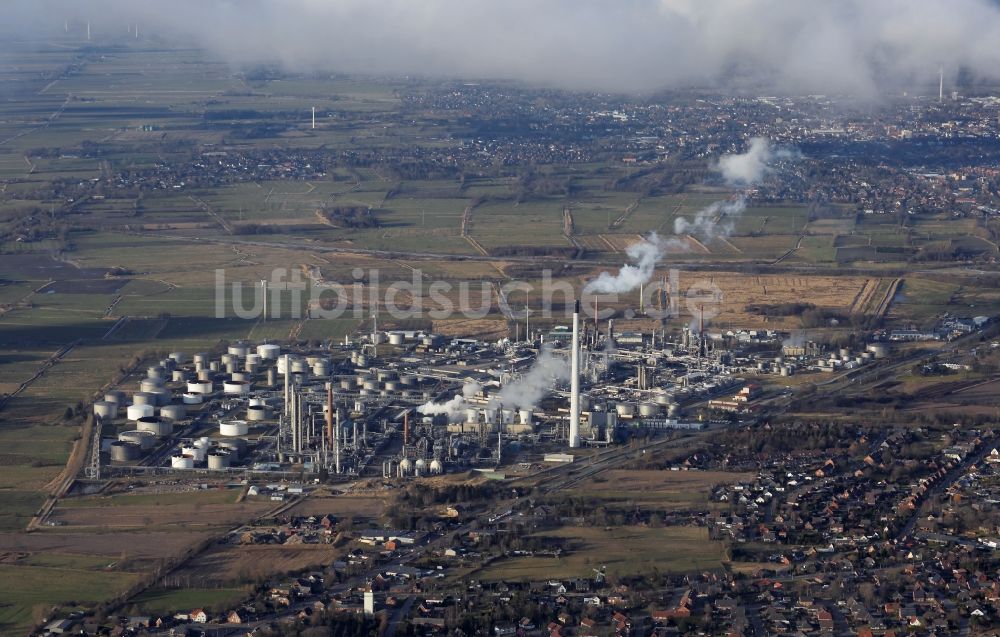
638, 402, 660, 418
209, 361, 220, 372
150, 388, 171, 406
223, 380, 250, 395
225, 361, 237, 375
291, 358, 308, 374
146, 366, 165, 381
182, 392, 203, 405
401, 374, 416, 387
127, 404, 155, 421
267, 368, 278, 387
257, 344, 281, 360
615, 402, 636, 418
105, 390, 126, 405
110, 441, 141, 462
160, 404, 186, 421
219, 420, 249, 437
181, 445, 206, 462
312, 361, 330, 377
221, 353, 237, 367
519, 409, 533, 426
363, 379, 378, 392
231, 371, 250, 382
119, 429, 157, 450
228, 343, 249, 358
207, 451, 231, 470
132, 392, 156, 406
388, 332, 405, 346
384, 381, 399, 392
501, 408, 515, 425
217, 438, 246, 459
355, 355, 368, 368
197, 369, 213, 382
377, 370, 397, 382
246, 405, 269, 421
169, 352, 187, 365
868, 344, 888, 359
187, 381, 212, 395
172, 369, 189, 383
171, 454, 195, 469
94, 401, 117, 419
277, 355, 294, 375
244, 361, 259, 374
137, 416, 173, 437
248, 397, 267, 407
193, 352, 209, 365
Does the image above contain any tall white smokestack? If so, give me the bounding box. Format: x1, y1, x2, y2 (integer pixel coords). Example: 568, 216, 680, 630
939, 66, 944, 103
569, 300, 581, 448
311, 107, 316, 129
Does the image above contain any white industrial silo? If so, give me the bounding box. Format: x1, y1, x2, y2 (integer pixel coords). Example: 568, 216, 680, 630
257, 344, 281, 360
159, 404, 186, 421
127, 403, 155, 421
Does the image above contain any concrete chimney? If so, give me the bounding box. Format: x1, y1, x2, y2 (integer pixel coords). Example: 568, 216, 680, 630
569, 300, 581, 448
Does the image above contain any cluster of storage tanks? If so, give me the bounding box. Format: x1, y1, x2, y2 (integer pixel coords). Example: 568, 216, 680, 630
99, 343, 284, 466
384, 457, 444, 478
169, 436, 247, 470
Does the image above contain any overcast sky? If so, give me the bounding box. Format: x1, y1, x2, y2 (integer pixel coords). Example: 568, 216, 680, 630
9, 0, 1000, 95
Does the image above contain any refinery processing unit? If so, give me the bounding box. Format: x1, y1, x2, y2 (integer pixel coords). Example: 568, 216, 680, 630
86, 303, 787, 483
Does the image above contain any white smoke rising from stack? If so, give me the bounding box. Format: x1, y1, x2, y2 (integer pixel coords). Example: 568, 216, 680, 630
417, 379, 482, 422
491, 347, 570, 412
674, 198, 748, 241
584, 233, 666, 295
715, 137, 800, 185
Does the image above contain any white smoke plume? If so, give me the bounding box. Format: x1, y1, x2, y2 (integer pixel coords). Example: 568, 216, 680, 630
674, 198, 748, 241
715, 138, 800, 185
584, 233, 666, 295
417, 379, 482, 422
10, 0, 1000, 96
491, 347, 570, 412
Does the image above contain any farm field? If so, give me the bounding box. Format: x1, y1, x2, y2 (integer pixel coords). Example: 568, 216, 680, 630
475, 526, 725, 581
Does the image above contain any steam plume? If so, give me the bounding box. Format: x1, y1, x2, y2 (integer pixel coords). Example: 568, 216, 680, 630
584, 233, 665, 295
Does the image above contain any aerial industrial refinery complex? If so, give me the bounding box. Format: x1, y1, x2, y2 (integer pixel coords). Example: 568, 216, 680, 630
91, 306, 753, 483
90, 297, 903, 486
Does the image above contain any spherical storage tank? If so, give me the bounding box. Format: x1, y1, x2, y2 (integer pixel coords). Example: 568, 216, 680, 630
159, 404, 186, 421
137, 416, 173, 437
110, 441, 141, 462
171, 454, 195, 469
414, 458, 427, 476
219, 420, 249, 437
127, 404, 155, 421
429, 459, 443, 475
638, 402, 660, 418
93, 401, 118, 419
398, 458, 413, 477
615, 402, 636, 418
